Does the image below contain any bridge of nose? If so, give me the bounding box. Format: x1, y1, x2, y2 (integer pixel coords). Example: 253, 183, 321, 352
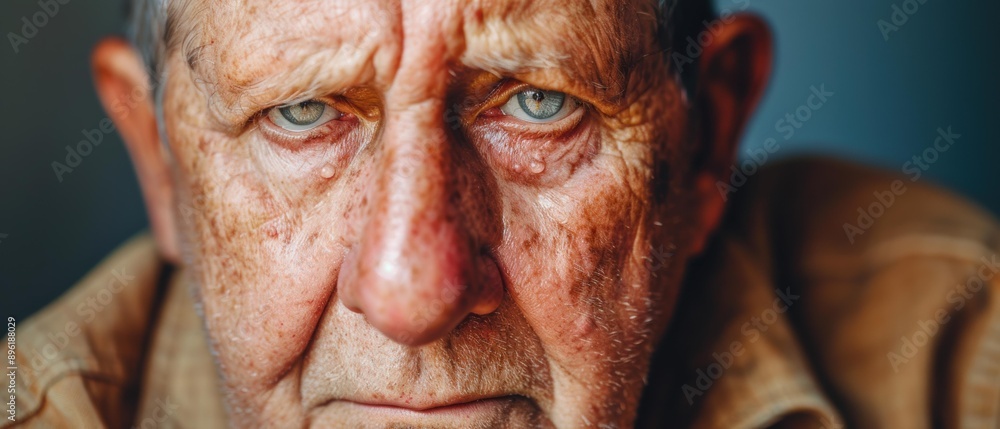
335, 9, 505, 344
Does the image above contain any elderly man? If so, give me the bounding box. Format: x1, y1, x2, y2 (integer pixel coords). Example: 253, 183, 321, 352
8, 0, 1000, 427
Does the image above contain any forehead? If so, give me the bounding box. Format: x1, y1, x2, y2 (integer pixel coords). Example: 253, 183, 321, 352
172, 0, 661, 56
166, 0, 662, 110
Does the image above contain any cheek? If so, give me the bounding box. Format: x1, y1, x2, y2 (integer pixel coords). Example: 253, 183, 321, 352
170, 124, 373, 396
495, 139, 662, 384
470, 110, 598, 187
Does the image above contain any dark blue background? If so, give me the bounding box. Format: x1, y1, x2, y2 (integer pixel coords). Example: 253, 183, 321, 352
1, 0, 997, 319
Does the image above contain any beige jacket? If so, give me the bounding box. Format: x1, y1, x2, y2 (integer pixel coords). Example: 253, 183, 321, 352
6, 159, 1000, 428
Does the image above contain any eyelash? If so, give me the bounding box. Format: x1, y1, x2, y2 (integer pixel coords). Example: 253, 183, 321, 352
257, 104, 358, 148
464, 81, 584, 125
255, 82, 587, 142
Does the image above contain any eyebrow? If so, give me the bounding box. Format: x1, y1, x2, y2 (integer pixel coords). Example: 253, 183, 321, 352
170, 0, 647, 126
460, 36, 634, 113
460, 1, 643, 106
171, 4, 389, 128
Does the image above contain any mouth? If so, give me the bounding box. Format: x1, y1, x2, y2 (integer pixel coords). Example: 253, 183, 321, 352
343, 394, 520, 413
324, 395, 529, 426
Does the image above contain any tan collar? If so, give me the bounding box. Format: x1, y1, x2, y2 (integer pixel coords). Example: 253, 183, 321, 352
638, 236, 843, 429
7, 234, 227, 427
134, 265, 228, 427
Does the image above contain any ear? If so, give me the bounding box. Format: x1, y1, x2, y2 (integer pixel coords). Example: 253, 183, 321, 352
688, 14, 773, 254
92, 37, 180, 263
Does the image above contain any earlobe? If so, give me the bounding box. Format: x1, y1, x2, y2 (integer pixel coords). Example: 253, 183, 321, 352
92, 37, 180, 263
687, 14, 773, 254
688, 173, 727, 255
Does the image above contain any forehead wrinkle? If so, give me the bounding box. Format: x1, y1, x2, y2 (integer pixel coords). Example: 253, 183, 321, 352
461, 0, 657, 105
458, 1, 567, 73
207, 40, 381, 126
174, 0, 396, 126
164, 0, 661, 125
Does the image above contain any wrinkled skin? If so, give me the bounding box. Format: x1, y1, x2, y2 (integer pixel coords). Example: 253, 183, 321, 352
93, 0, 771, 427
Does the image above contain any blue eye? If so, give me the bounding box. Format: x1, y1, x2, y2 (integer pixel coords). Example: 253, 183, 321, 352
268, 100, 342, 132
517, 89, 564, 119
500, 88, 577, 123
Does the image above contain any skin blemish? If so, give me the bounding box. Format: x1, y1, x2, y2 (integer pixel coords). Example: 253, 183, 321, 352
265, 223, 280, 239
320, 164, 336, 179
528, 157, 545, 174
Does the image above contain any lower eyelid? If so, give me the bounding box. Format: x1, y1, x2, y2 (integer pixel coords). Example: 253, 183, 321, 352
479, 103, 586, 136
258, 113, 359, 148
470, 107, 594, 179
510, 126, 596, 185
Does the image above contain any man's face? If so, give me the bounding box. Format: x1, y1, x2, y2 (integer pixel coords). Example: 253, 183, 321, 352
161, 0, 698, 426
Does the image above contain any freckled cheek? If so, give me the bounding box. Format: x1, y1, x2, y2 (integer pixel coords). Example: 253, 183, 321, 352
188, 147, 361, 291
499, 170, 647, 337
174, 135, 372, 390
191, 182, 350, 390
468, 116, 599, 187
515, 168, 660, 382
174, 117, 373, 247
200, 300, 331, 399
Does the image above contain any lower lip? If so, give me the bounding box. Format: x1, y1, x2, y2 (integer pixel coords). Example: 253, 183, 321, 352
343, 396, 518, 420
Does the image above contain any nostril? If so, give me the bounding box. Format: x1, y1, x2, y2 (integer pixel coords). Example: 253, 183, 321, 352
336, 247, 364, 314
336, 242, 505, 345
470, 252, 504, 315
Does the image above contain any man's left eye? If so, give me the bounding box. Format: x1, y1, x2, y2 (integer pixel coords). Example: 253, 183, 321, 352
267, 100, 342, 132
500, 88, 578, 123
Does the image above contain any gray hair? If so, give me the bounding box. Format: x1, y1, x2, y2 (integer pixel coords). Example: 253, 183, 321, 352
125, 0, 169, 88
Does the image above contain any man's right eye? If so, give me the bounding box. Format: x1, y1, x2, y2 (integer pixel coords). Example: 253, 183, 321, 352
267, 100, 342, 132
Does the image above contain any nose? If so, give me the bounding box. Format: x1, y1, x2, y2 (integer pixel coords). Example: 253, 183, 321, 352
337, 102, 504, 346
